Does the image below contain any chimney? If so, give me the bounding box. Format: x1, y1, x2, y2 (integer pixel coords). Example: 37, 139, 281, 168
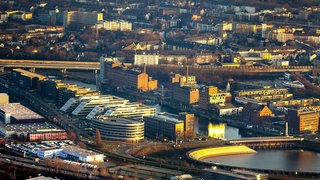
144, 63, 146, 74
186, 66, 188, 84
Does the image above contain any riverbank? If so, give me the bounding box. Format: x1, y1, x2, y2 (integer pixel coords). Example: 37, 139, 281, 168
187, 145, 256, 161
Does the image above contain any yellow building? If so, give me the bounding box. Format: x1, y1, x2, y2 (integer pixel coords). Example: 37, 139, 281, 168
199, 86, 227, 109
243, 103, 274, 125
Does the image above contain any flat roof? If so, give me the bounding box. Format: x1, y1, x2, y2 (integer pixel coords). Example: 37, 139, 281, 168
0, 103, 44, 120
1, 122, 64, 132
63, 145, 102, 156
13, 68, 46, 79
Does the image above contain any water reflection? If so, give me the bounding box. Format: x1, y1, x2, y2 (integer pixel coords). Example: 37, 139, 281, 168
208, 123, 225, 139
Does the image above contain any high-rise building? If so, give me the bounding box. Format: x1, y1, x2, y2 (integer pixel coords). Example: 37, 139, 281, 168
61, 11, 103, 27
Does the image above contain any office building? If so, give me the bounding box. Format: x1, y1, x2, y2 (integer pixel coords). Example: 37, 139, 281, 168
286, 108, 319, 134
144, 112, 195, 141
92, 117, 144, 142
144, 113, 184, 141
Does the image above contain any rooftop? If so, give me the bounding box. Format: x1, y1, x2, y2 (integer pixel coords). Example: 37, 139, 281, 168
63, 145, 102, 156
1, 122, 64, 133
0, 103, 44, 120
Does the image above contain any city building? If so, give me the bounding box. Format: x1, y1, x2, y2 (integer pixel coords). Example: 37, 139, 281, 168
286, 108, 319, 134
213, 104, 243, 117
234, 88, 292, 100
11, 69, 46, 90
144, 113, 185, 141
102, 20, 132, 31
70, 95, 128, 117
242, 102, 274, 125
172, 85, 199, 105
199, 86, 228, 109
169, 71, 199, 105
59, 11, 103, 27
0, 93, 9, 104
101, 61, 158, 92
10, 11, 33, 21
134, 52, 159, 65
101, 103, 157, 120
92, 117, 144, 142
0, 103, 45, 124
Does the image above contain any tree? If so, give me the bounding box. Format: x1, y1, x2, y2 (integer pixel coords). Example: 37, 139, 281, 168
67, 130, 77, 141
78, 141, 87, 149
96, 129, 102, 147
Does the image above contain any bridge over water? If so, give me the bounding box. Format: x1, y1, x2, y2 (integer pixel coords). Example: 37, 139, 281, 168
228, 136, 304, 149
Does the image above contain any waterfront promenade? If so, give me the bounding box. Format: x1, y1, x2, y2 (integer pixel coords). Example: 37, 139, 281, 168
187, 145, 256, 161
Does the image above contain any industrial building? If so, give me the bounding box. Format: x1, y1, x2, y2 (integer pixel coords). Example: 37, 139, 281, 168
0, 103, 45, 124
92, 117, 144, 142
59, 145, 104, 162
0, 122, 67, 141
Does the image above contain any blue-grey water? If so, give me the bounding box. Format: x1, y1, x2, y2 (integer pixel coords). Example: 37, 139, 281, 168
204, 149, 320, 173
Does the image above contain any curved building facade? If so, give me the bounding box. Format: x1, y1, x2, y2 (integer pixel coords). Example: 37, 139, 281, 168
92, 117, 144, 142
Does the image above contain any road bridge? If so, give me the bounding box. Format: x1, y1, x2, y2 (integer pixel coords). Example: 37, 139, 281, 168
0, 59, 100, 72
0, 59, 317, 74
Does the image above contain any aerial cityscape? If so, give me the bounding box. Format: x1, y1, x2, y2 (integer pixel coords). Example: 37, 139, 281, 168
0, 0, 320, 179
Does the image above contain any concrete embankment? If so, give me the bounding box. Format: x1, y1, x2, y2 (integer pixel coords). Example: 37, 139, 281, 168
187, 145, 256, 161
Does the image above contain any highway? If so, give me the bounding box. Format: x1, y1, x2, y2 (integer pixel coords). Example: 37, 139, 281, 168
0, 59, 317, 74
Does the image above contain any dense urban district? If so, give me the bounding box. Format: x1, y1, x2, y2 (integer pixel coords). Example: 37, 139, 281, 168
0, 0, 320, 179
